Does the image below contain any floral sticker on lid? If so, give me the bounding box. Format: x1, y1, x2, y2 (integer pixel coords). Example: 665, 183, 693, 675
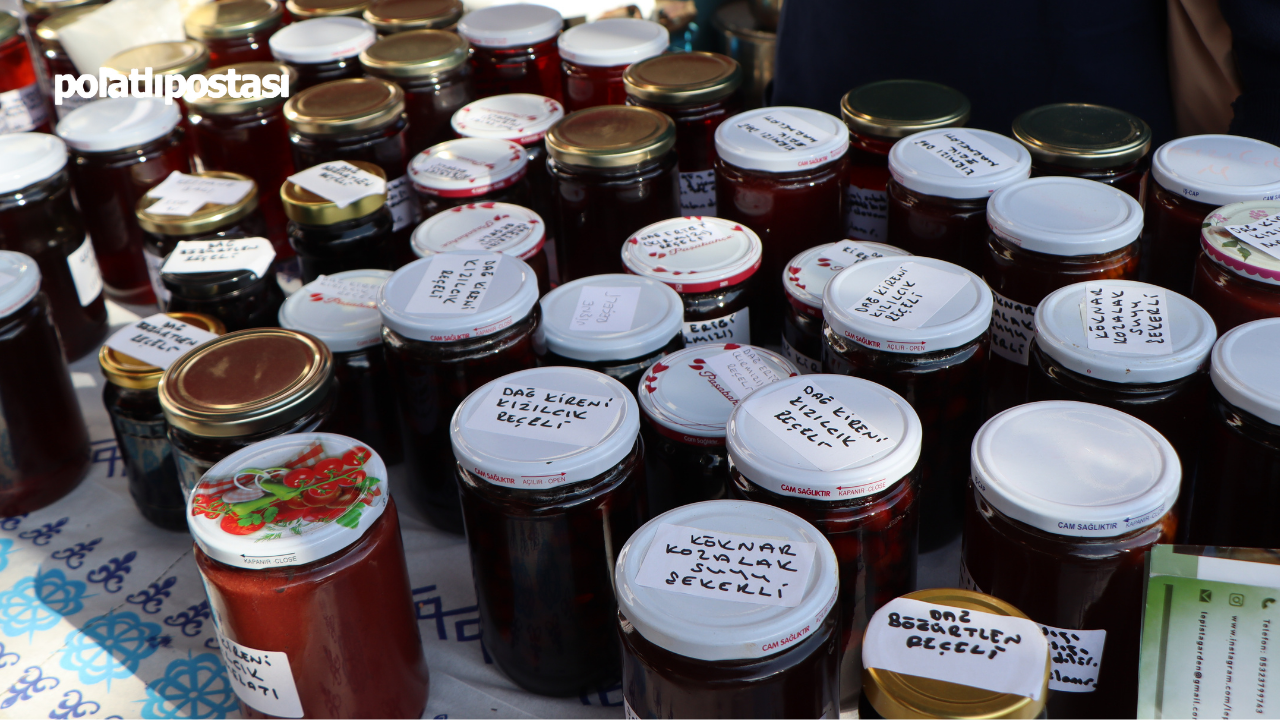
1202, 201, 1280, 287
409, 138, 528, 198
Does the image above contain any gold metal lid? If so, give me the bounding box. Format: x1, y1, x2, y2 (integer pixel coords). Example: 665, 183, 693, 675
159, 328, 334, 437
1013, 103, 1153, 168
22, 0, 102, 16
840, 79, 971, 140
184, 0, 282, 40
359, 29, 466, 79
135, 171, 260, 236
185, 61, 297, 115
0, 11, 19, 44
99, 313, 227, 390
363, 0, 461, 32
623, 51, 741, 106
283, 77, 404, 136
863, 589, 1050, 720
103, 40, 211, 78
286, 0, 367, 19
546, 105, 675, 169
35, 5, 101, 48
281, 160, 387, 225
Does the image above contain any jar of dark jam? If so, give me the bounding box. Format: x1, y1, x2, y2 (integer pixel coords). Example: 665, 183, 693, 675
286, 0, 367, 20
363, 0, 461, 34
102, 41, 210, 130
840, 79, 970, 244
557, 18, 667, 112
282, 160, 396, 281
100, 312, 226, 530
450, 365, 647, 695
189, 433, 429, 718
35, 6, 98, 121
457, 3, 563, 101
1191, 200, 1280, 334
822, 256, 992, 552
0, 132, 107, 361
360, 29, 472, 158
410, 201, 549, 293
269, 17, 377, 92
57, 97, 191, 305
184, 0, 283, 68
617, 499, 841, 718
378, 251, 540, 531
621, 216, 762, 345
409, 137, 531, 219
1144, 134, 1280, 295
0, 12, 51, 135
624, 51, 742, 216
1012, 103, 1152, 203
160, 236, 284, 331
725, 374, 922, 710
981, 176, 1143, 418
0, 251, 90, 516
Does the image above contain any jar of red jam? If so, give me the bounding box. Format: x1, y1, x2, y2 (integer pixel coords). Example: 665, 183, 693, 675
189, 433, 429, 718
782, 240, 910, 374
621, 216, 762, 345
269, 17, 377, 91
1191, 200, 1280, 334
409, 137, 531, 218
0, 251, 90, 516
0, 12, 51, 136
624, 51, 742, 216
450, 365, 647, 695
1012, 103, 1152, 203
557, 18, 667, 112
617, 499, 841, 717
822, 256, 992, 552
282, 160, 396, 281
364, 0, 461, 34
410, 201, 548, 293
34, 6, 98, 120
981, 176, 1143, 417
457, 3, 563, 101
57, 97, 191, 305
378, 252, 540, 531
360, 29, 472, 158
840, 79, 970, 244
0, 132, 107, 361
102, 40, 211, 115
160, 237, 284, 331
184, 0, 283, 67
286, 0, 367, 20
1144, 134, 1280, 295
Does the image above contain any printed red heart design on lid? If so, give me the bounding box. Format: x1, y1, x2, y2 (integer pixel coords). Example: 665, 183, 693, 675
688, 363, 704, 370
644, 383, 657, 393
788, 266, 802, 274
629, 238, 639, 244
651, 362, 669, 373
724, 343, 741, 350
480, 202, 496, 208
309, 293, 323, 302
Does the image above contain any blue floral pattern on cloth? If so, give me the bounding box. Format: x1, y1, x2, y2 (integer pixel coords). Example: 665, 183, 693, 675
49, 689, 101, 719
0, 539, 15, 573
1, 666, 59, 709
60, 612, 161, 686
141, 652, 238, 719
0, 571, 91, 639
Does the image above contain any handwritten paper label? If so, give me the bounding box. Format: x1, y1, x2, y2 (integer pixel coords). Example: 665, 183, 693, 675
160, 237, 276, 280
144, 196, 207, 216
781, 336, 821, 374
745, 381, 894, 472
852, 262, 969, 330
217, 634, 304, 718
386, 175, 420, 232
66, 236, 103, 306
679, 169, 717, 215
733, 111, 834, 154
684, 308, 749, 345
308, 274, 381, 308
463, 383, 620, 449
910, 129, 1016, 179
1224, 216, 1280, 261
405, 254, 499, 315
451, 214, 539, 252
1041, 624, 1106, 693
632, 220, 732, 256
990, 290, 1035, 365
846, 185, 889, 241
0, 84, 48, 132
1083, 284, 1173, 356
105, 313, 219, 369
149, 171, 254, 206
569, 286, 641, 333
701, 347, 781, 401
287, 161, 386, 208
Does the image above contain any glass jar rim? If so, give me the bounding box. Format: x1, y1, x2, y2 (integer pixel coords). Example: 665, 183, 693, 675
840, 79, 970, 140
184, 0, 282, 39
1012, 102, 1151, 168
624, 51, 741, 106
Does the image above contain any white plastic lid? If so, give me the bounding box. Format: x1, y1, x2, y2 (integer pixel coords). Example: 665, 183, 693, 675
187, 433, 389, 569
986, 177, 1144, 256
621, 216, 762, 294
1200, 201, 1280, 287
56, 97, 182, 153
409, 138, 528, 198
714, 107, 849, 173
378, 253, 539, 343
450, 366, 639, 488
1034, 280, 1216, 384
278, 269, 390, 353
1210, 318, 1280, 426
538, 274, 684, 362
0, 133, 67, 194
557, 18, 667, 67
888, 128, 1032, 200
451, 93, 565, 146
823, 256, 992, 354
411, 202, 545, 261
1152, 134, 1280, 207
0, 251, 40, 319
726, 374, 922, 500
457, 3, 562, 48
615, 500, 840, 662
269, 17, 377, 64
784, 240, 911, 312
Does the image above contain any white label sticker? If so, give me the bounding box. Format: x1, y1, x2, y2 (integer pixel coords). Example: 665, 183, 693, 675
66, 236, 103, 306
781, 335, 821, 374
307, 274, 381, 308
732, 110, 835, 154
160, 237, 276, 280
990, 290, 1035, 365
1083, 284, 1173, 355
287, 161, 386, 208
634, 523, 817, 607
700, 346, 781, 401
909, 129, 1016, 179
1041, 624, 1106, 693
745, 380, 895, 472
683, 308, 750, 345
386, 175, 419, 232
462, 383, 621, 450
846, 185, 889, 241
632, 219, 733, 257
143, 247, 171, 306
149, 171, 254, 206
678, 168, 717, 215
104, 313, 219, 369
216, 633, 305, 718
1, 84, 49, 132
1224, 217, 1280, 262
144, 196, 207, 217
404, 254, 499, 314
850, 262, 969, 330
569, 286, 641, 333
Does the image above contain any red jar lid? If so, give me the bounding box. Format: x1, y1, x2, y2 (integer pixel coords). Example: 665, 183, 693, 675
622, 216, 762, 294
409, 138, 528, 197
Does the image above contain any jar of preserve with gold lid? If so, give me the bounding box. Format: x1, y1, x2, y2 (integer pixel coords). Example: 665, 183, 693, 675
1191, 201, 1280, 334
410, 201, 549, 294
34, 7, 99, 120
183, 0, 283, 67
0, 12, 50, 135
360, 29, 472, 157
557, 18, 667, 112
364, 0, 462, 33
1012, 103, 1152, 203
269, 17, 378, 91
287, 0, 367, 20
102, 40, 211, 118
457, 3, 563, 101
21, 0, 102, 47
159, 236, 284, 331
282, 160, 396, 281
409, 138, 531, 219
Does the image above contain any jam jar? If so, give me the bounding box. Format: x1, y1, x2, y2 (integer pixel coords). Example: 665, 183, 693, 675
450, 365, 647, 695
557, 18, 667, 112
57, 97, 191, 305
409, 137, 530, 219
0, 251, 90, 516
34, 6, 99, 120
457, 3, 563, 101
962, 400, 1179, 718
360, 29, 472, 158
184, 0, 283, 67
840, 79, 970, 244
160, 237, 284, 331
624, 51, 742, 216
982, 176, 1143, 418
103, 39, 210, 86
537, 273, 684, 393
287, 0, 367, 19
1144, 134, 1280, 295
782, 240, 910, 374
21, 0, 101, 44
1191, 200, 1280, 334
546, 105, 679, 282
410, 201, 549, 294
0, 12, 50, 135
268, 17, 377, 92
0, 132, 107, 361
638, 343, 796, 515
282, 160, 395, 281
822, 256, 992, 552
189, 433, 429, 718
621, 216, 762, 345
726, 374, 922, 710
617, 499, 841, 718
1012, 103, 1152, 203
378, 252, 540, 531
100, 312, 226, 530
363, 0, 462, 34
714, 106, 850, 342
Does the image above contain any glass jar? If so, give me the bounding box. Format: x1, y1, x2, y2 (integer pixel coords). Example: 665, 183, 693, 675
840, 79, 970, 243
269, 17, 377, 92
0, 13, 51, 136
557, 18, 667, 112
1144, 134, 1280, 295
21, 0, 102, 40
409, 137, 531, 219
360, 29, 472, 158
961, 400, 1180, 718
286, 0, 367, 20
617, 499, 841, 718
183, 0, 283, 68
189, 433, 429, 718
34, 6, 98, 120
547, 105, 680, 282
621, 216, 762, 345
363, 0, 462, 34
0, 133, 107, 361
102, 40, 210, 129
981, 177, 1143, 418
410, 201, 549, 294
160, 237, 284, 331
57, 97, 191, 305
0, 251, 90, 516
457, 3, 563, 101
822, 256, 992, 552
1012, 103, 1152, 203
282, 160, 396, 281
1191, 200, 1280, 334
726, 374, 922, 710
378, 252, 540, 531
624, 51, 742, 216
450, 365, 647, 695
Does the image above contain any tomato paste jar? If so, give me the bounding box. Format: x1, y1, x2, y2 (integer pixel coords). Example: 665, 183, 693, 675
159, 237, 284, 331
34, 6, 98, 121
287, 0, 367, 19
557, 18, 667, 112
617, 499, 841, 718
1191, 200, 1280, 334
0, 13, 50, 136
364, 0, 462, 33
1012, 103, 1152, 203
450, 365, 646, 695
269, 17, 377, 91
360, 29, 472, 158
409, 137, 530, 218
457, 3, 563, 101
184, 0, 283, 67
282, 160, 395, 281
410, 201, 548, 293
189, 432, 429, 718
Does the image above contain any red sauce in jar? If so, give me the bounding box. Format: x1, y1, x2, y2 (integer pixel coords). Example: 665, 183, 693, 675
458, 4, 563, 101
269, 17, 377, 91
361, 30, 473, 158
557, 18, 666, 112
184, 0, 283, 67
0, 15, 51, 135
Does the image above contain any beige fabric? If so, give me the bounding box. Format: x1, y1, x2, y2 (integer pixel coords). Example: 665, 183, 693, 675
1168, 0, 1242, 136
